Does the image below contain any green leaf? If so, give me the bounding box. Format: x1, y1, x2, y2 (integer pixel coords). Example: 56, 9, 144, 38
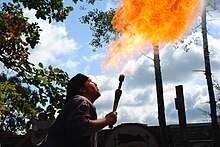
54, 68, 60, 73
66, 6, 74, 11
38, 62, 43, 68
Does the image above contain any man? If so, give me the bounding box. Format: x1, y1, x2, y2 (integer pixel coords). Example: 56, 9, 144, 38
39, 73, 117, 147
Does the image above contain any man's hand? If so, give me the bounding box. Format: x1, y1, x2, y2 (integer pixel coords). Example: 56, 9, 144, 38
105, 111, 117, 125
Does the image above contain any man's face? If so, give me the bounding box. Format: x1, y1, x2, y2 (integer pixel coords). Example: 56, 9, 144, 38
83, 79, 101, 102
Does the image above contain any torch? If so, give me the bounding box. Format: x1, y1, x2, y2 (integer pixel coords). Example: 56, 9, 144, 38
109, 74, 125, 129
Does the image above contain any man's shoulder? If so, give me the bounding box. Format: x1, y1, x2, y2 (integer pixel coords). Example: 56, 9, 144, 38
72, 95, 88, 102
66, 95, 83, 102
66, 95, 90, 106
73, 95, 95, 108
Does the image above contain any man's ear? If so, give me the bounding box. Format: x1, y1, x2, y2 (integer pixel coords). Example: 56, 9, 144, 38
79, 88, 86, 94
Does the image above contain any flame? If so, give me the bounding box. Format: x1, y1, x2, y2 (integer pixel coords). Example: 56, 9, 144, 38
103, 0, 203, 70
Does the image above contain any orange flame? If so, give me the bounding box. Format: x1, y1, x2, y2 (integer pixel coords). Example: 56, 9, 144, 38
103, 0, 203, 70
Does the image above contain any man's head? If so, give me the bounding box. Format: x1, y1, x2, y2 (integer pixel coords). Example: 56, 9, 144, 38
66, 73, 89, 101
66, 73, 101, 102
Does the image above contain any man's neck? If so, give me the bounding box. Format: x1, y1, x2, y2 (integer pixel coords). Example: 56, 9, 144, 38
82, 93, 94, 103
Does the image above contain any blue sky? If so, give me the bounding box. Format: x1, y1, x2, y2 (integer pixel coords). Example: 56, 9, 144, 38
2, 0, 220, 126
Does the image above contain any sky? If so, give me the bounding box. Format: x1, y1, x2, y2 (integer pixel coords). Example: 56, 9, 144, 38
2, 0, 220, 127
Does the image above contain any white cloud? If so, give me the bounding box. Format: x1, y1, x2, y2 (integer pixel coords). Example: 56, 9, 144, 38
82, 53, 105, 62
24, 9, 79, 70
58, 60, 81, 73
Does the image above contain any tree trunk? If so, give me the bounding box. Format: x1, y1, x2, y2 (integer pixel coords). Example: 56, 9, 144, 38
201, 6, 219, 147
153, 46, 169, 147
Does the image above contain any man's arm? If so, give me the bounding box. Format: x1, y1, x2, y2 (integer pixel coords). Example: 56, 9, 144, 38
83, 111, 117, 136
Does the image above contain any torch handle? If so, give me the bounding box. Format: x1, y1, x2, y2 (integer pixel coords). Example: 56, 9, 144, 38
109, 89, 122, 129
113, 89, 122, 111
109, 74, 125, 129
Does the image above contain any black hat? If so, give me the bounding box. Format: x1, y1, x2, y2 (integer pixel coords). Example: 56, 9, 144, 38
66, 73, 89, 101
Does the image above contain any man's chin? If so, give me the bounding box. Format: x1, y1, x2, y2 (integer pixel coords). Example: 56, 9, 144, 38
97, 92, 101, 98
94, 92, 101, 100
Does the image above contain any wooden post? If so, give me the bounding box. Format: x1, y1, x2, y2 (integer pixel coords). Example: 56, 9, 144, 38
175, 85, 189, 147
153, 46, 169, 147
201, 7, 219, 147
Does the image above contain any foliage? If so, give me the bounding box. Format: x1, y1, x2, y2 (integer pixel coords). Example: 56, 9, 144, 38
80, 8, 120, 50
12, 0, 97, 23
12, 0, 74, 23
0, 0, 100, 134
0, 66, 68, 134
0, 2, 41, 74
207, 0, 219, 10
19, 63, 69, 114
0, 73, 41, 134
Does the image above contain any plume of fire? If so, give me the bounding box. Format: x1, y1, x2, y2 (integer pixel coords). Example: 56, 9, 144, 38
103, 0, 203, 70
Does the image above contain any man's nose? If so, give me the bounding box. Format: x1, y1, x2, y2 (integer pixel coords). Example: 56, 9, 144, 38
93, 82, 97, 86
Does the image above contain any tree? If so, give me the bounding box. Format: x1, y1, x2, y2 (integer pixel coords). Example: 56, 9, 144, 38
0, 73, 41, 134
80, 8, 120, 50
0, 0, 98, 134
0, 2, 41, 73
12, 0, 98, 23
201, 1, 219, 146
0, 1, 69, 134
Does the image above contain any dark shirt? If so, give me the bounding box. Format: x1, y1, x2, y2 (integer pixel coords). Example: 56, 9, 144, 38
41, 95, 97, 147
